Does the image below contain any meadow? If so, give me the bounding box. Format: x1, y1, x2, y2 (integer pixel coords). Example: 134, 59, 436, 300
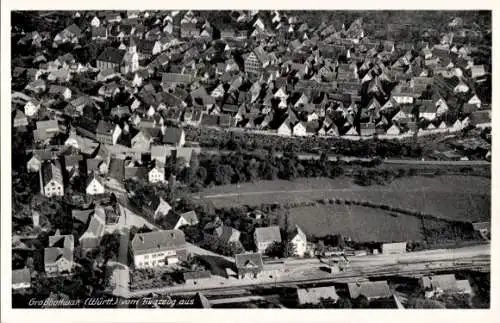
199, 176, 490, 222
287, 204, 425, 242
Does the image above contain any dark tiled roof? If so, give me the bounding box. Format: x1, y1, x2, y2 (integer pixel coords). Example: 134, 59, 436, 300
254, 226, 281, 244
131, 229, 186, 255
348, 281, 392, 300
162, 127, 184, 145
97, 47, 126, 64
235, 253, 264, 270
41, 160, 63, 186
96, 120, 115, 135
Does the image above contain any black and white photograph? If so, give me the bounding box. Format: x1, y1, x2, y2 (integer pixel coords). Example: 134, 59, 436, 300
2, 4, 494, 317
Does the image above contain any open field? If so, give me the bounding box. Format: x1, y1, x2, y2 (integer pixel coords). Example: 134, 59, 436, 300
287, 204, 425, 242
198, 176, 490, 222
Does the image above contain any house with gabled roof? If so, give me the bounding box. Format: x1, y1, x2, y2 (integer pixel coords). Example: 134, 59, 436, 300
254, 226, 282, 254
148, 161, 166, 184
344, 126, 358, 136
164, 210, 199, 231
143, 194, 172, 219
86, 173, 106, 196
131, 129, 155, 150
40, 160, 64, 198
44, 231, 74, 275
235, 252, 264, 279
293, 121, 307, 137
96, 120, 121, 145
386, 124, 401, 136
96, 47, 126, 71
244, 45, 271, 75
162, 127, 185, 147
130, 229, 188, 268
289, 225, 307, 257
348, 281, 393, 301
53, 23, 82, 45
79, 211, 106, 249
467, 93, 482, 107
277, 117, 293, 136
204, 219, 241, 251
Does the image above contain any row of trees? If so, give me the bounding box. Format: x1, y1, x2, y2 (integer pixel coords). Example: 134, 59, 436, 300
177, 151, 347, 189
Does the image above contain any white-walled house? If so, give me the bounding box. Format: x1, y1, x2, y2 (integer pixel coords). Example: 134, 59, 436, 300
452, 119, 464, 132
91, 16, 100, 28
277, 120, 292, 136
468, 94, 482, 107
386, 124, 401, 136
86, 174, 105, 195
289, 226, 307, 257
24, 100, 40, 117
168, 211, 199, 230
40, 161, 64, 197
148, 165, 166, 183
130, 230, 188, 269
293, 122, 307, 136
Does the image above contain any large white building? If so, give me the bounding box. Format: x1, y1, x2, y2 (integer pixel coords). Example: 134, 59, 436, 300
40, 161, 64, 197
289, 225, 307, 257
130, 230, 188, 269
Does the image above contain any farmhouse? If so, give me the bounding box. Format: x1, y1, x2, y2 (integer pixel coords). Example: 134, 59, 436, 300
44, 232, 75, 275
40, 160, 64, 198
235, 252, 264, 279
130, 230, 188, 269
254, 226, 282, 254
289, 225, 307, 257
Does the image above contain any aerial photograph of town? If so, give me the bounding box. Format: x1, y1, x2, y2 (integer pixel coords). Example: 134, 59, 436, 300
8, 10, 491, 309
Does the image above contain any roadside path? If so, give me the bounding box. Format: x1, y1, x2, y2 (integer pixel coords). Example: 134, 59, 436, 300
200, 186, 436, 199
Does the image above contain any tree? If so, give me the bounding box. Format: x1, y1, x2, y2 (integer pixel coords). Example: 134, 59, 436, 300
182, 225, 204, 244
336, 296, 352, 308
214, 164, 235, 185
98, 231, 121, 264
265, 241, 285, 258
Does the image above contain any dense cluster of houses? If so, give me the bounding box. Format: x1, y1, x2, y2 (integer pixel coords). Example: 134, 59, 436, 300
11, 10, 489, 297
13, 11, 491, 154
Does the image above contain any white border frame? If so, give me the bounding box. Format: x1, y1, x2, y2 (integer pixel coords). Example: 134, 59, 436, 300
1, 1, 497, 322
